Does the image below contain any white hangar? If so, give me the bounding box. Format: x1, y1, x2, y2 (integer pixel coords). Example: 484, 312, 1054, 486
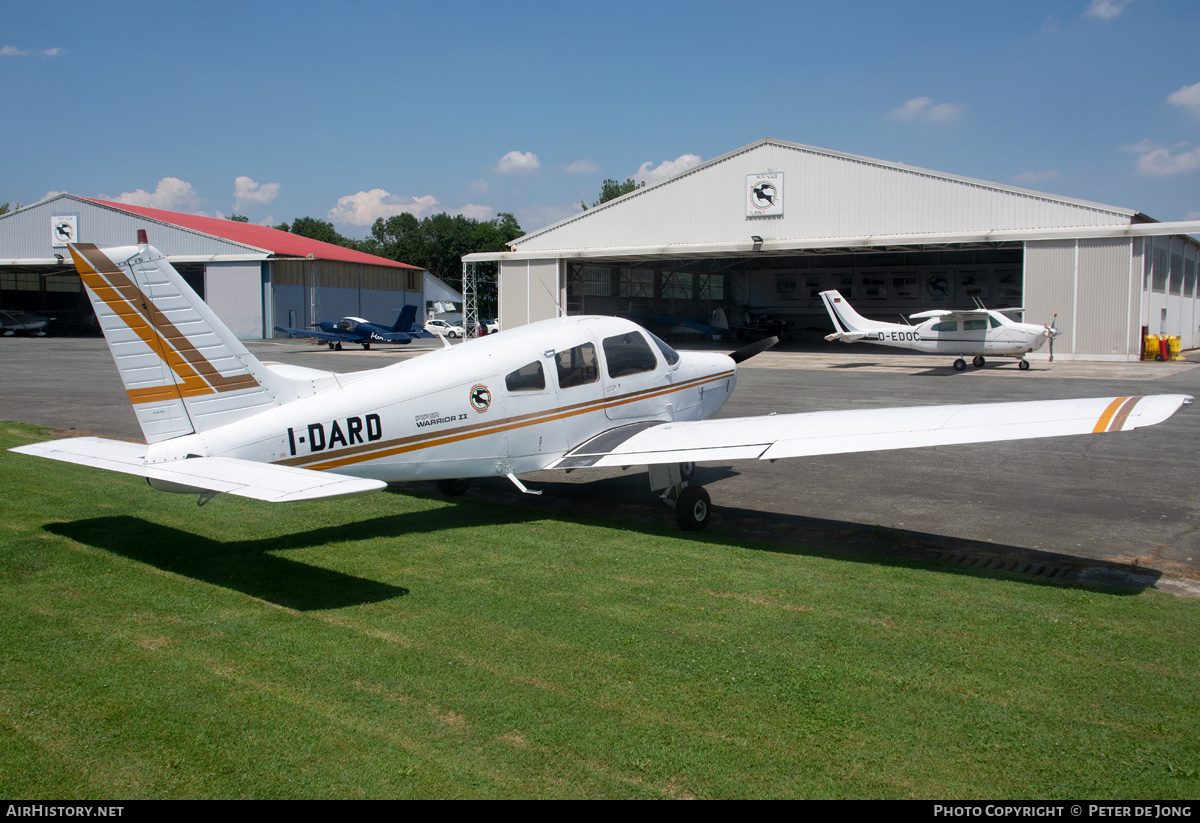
0, 194, 425, 340
468, 138, 1200, 360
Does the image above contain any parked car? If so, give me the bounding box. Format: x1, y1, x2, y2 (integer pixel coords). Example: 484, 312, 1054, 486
424, 318, 465, 338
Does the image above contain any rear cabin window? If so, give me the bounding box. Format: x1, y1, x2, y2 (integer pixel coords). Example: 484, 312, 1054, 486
931, 321, 958, 332
505, 361, 545, 392
963, 319, 987, 331
555, 343, 599, 389
603, 332, 658, 378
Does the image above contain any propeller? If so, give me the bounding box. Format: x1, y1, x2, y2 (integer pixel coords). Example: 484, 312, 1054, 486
1045, 311, 1059, 362
729, 335, 779, 364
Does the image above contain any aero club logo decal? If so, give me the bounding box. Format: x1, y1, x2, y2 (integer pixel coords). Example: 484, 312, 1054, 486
470, 384, 492, 413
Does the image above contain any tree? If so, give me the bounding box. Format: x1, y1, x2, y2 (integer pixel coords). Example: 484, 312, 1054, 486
289, 216, 360, 249
593, 178, 643, 206
229, 213, 249, 223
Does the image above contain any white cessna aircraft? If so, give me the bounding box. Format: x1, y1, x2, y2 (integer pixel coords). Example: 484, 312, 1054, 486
820, 289, 1060, 371
9, 237, 1191, 531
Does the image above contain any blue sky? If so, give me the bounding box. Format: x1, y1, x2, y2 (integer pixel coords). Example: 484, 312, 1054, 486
4, 0, 1199, 237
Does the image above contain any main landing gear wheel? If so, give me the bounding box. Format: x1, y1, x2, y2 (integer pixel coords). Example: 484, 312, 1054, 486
334, 342, 343, 351
361, 341, 371, 350
972, 355, 985, 368
437, 478, 471, 496
1018, 359, 1030, 371
327, 342, 334, 350
675, 485, 711, 531
953, 358, 967, 372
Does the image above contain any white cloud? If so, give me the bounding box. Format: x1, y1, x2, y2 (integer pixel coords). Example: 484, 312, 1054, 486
104, 177, 203, 211
327, 189, 442, 227
890, 96, 964, 122
233, 176, 280, 211
565, 160, 599, 174
635, 153, 702, 185
493, 150, 540, 175
469, 179, 489, 194
456, 203, 496, 221
1186, 211, 1200, 221
1013, 169, 1060, 184
1167, 81, 1200, 119
1134, 145, 1200, 177
520, 203, 583, 233
1084, 0, 1134, 21
1, 45, 63, 57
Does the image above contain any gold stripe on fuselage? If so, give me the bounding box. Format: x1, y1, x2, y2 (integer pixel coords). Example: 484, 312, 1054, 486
280, 369, 736, 472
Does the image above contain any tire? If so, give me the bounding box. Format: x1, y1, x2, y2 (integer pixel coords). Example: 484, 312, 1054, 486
334, 342, 342, 351
436, 478, 471, 496
361, 342, 371, 350
953, 359, 966, 372
327, 342, 334, 350
1018, 359, 1030, 371
972, 355, 985, 368
679, 462, 696, 482
675, 485, 711, 531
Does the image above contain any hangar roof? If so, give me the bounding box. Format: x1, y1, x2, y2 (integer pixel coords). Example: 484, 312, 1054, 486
81, 198, 420, 269
0, 194, 419, 270
466, 138, 1200, 263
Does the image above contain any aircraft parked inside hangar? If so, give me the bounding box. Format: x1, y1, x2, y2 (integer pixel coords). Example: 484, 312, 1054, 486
1, 309, 54, 337
274, 305, 432, 350
820, 289, 1061, 371
9, 236, 1191, 531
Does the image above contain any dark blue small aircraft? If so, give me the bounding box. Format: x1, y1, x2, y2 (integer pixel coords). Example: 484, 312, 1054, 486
275, 305, 433, 350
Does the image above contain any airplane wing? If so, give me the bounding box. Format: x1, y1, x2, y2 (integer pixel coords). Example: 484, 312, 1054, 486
273, 325, 352, 343
549, 394, 1192, 469
10, 438, 386, 502
369, 329, 435, 342
909, 308, 1025, 321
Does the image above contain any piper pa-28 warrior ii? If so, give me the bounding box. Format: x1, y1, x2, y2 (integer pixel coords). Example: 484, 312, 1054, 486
820, 289, 1061, 371
274, 305, 432, 350
10, 236, 1192, 531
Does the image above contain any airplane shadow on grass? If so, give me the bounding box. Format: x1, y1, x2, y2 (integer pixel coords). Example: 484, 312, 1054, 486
45, 467, 1160, 606
453, 469, 1162, 596
45, 503, 535, 611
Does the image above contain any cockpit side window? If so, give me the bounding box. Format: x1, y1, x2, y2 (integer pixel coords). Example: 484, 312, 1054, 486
555, 343, 599, 389
931, 320, 958, 332
989, 316, 1003, 329
963, 319, 987, 331
505, 361, 545, 392
602, 332, 658, 378
646, 330, 680, 366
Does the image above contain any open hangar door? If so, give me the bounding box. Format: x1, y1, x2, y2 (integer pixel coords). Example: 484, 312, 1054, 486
563, 244, 1026, 342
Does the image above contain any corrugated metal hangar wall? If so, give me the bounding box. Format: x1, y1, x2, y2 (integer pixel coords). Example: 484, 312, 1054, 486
477, 138, 1200, 360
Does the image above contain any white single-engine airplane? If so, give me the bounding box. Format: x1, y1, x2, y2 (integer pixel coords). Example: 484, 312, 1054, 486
9, 236, 1192, 531
820, 289, 1061, 371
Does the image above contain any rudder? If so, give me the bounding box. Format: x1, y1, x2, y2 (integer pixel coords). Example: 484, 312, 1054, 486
70, 239, 283, 443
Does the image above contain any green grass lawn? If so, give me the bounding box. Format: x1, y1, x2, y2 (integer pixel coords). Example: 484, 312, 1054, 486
2, 422, 1198, 799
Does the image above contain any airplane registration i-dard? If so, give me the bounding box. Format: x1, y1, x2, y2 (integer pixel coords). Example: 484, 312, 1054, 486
820, 289, 1061, 371
9, 235, 1193, 530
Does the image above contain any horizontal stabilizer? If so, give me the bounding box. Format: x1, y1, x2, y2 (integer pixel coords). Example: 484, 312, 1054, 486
548, 394, 1193, 468
11, 438, 387, 502
824, 331, 871, 342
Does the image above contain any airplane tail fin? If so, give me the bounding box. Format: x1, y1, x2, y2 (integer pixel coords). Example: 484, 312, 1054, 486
390, 304, 419, 333
69, 237, 300, 444
819, 290, 892, 340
